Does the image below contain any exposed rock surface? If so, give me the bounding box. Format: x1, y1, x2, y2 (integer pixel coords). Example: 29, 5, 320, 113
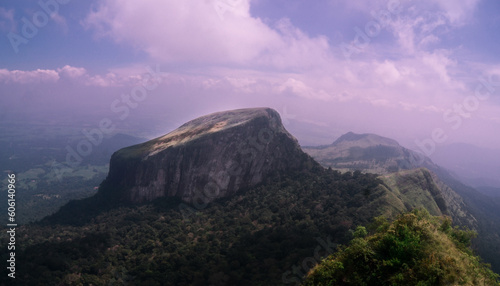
101, 108, 315, 203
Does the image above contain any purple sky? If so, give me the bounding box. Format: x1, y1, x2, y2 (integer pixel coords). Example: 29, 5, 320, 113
1, 0, 500, 154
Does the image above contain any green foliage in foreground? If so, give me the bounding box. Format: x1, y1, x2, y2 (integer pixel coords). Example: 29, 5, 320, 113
303, 209, 500, 286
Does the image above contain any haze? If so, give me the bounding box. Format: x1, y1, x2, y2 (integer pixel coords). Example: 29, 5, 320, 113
1, 0, 500, 156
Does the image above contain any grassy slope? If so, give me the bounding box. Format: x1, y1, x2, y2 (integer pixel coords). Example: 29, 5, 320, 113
380, 169, 442, 216
303, 210, 500, 286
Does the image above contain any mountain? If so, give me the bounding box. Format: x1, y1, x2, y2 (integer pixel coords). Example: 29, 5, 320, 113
302, 132, 476, 227
4, 113, 498, 285
303, 132, 435, 174
100, 107, 314, 203
304, 132, 500, 274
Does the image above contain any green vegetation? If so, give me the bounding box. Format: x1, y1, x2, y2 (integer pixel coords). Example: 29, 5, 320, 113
305, 134, 500, 274
1, 168, 390, 285
0, 160, 106, 224
431, 168, 500, 275
0, 163, 106, 224
303, 209, 499, 286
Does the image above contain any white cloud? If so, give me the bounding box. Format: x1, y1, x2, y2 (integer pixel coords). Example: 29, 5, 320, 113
224, 76, 257, 93
277, 78, 332, 101
84, 0, 277, 65
57, 65, 87, 79
0, 65, 165, 87
83, 0, 331, 70
421, 50, 465, 90
375, 60, 401, 84
0, 69, 60, 84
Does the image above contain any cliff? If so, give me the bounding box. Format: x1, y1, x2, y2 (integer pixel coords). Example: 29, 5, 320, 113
101, 108, 314, 203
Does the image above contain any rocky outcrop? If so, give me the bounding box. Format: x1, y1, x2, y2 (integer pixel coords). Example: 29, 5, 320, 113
101, 108, 315, 203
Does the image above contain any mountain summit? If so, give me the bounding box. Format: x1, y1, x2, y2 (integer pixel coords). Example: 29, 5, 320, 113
304, 132, 433, 174
332, 132, 400, 148
100, 108, 314, 203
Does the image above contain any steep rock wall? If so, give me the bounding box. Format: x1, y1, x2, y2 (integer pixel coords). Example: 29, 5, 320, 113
102, 108, 314, 203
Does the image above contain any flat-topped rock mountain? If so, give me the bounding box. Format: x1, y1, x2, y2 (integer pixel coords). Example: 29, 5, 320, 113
100, 108, 315, 203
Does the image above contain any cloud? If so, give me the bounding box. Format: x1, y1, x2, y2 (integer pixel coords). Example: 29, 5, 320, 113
57, 65, 87, 79
344, 0, 479, 26
375, 60, 401, 84
56, 66, 121, 87
0, 65, 166, 87
0, 69, 60, 84
84, 0, 277, 65
385, 10, 449, 55
434, 0, 479, 25
83, 0, 331, 70
341, 0, 479, 57
421, 50, 456, 85
278, 78, 332, 101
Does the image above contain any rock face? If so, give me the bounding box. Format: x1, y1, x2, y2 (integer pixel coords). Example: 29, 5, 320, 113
101, 108, 314, 203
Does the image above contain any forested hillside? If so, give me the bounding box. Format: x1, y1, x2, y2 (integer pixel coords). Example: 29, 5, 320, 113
2, 168, 387, 285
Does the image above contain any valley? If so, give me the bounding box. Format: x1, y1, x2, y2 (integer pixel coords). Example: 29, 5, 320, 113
0, 122, 146, 224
